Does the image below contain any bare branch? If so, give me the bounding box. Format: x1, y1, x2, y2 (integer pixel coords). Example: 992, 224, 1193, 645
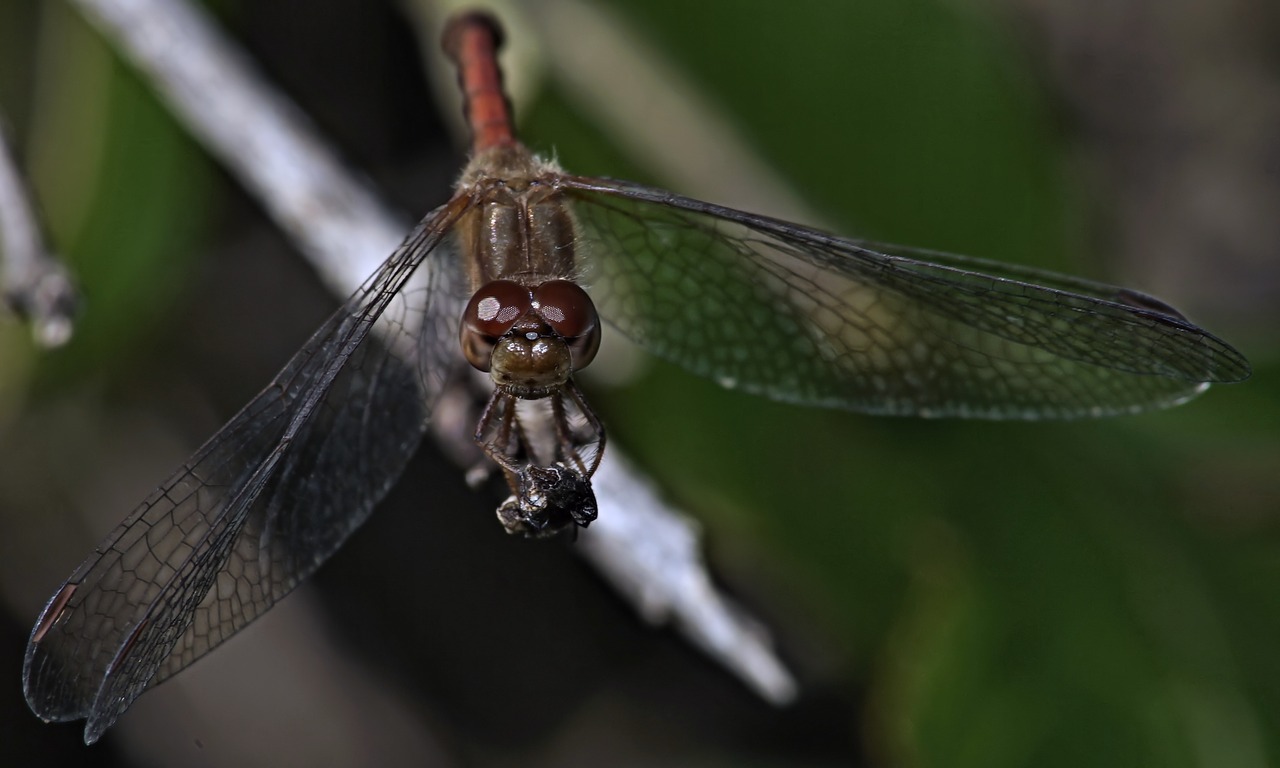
70, 0, 405, 295
584, 453, 797, 703
69, 0, 796, 703
0, 119, 77, 347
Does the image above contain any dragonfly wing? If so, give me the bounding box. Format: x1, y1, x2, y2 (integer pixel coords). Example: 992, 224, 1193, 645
560, 177, 1249, 418
23, 198, 472, 743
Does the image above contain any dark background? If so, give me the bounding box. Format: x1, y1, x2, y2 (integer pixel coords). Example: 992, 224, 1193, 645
0, 0, 1276, 765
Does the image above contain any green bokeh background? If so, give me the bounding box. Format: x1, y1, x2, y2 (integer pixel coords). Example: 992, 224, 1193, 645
1, 0, 1275, 765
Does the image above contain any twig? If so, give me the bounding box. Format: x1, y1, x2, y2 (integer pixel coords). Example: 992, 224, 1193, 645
584, 452, 797, 702
68, 0, 796, 704
0, 119, 78, 347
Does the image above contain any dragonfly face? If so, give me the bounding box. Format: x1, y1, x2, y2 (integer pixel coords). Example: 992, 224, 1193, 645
461, 278, 601, 395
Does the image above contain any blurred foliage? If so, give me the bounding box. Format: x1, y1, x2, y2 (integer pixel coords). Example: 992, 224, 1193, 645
0, 0, 1275, 766
525, 1, 1279, 767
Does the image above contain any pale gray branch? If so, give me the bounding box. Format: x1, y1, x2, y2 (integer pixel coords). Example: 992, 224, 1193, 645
0, 119, 77, 348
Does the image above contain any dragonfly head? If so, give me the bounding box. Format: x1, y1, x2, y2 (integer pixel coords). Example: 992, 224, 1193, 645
461, 279, 600, 397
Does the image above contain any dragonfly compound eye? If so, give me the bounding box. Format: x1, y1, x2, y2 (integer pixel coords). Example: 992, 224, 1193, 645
532, 280, 600, 370
461, 280, 532, 371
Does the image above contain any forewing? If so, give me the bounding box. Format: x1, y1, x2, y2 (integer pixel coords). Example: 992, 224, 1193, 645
560, 177, 1249, 418
23, 198, 472, 743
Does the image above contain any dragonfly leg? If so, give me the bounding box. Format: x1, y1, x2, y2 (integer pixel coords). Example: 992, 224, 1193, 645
476, 387, 600, 537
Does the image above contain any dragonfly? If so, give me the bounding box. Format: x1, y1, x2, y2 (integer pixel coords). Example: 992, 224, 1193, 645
23, 9, 1250, 745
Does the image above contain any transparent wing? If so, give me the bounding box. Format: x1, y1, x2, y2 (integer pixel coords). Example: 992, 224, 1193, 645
23, 197, 473, 744
559, 177, 1249, 419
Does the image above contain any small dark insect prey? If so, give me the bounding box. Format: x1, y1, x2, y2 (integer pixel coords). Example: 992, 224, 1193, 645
23, 9, 1250, 745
